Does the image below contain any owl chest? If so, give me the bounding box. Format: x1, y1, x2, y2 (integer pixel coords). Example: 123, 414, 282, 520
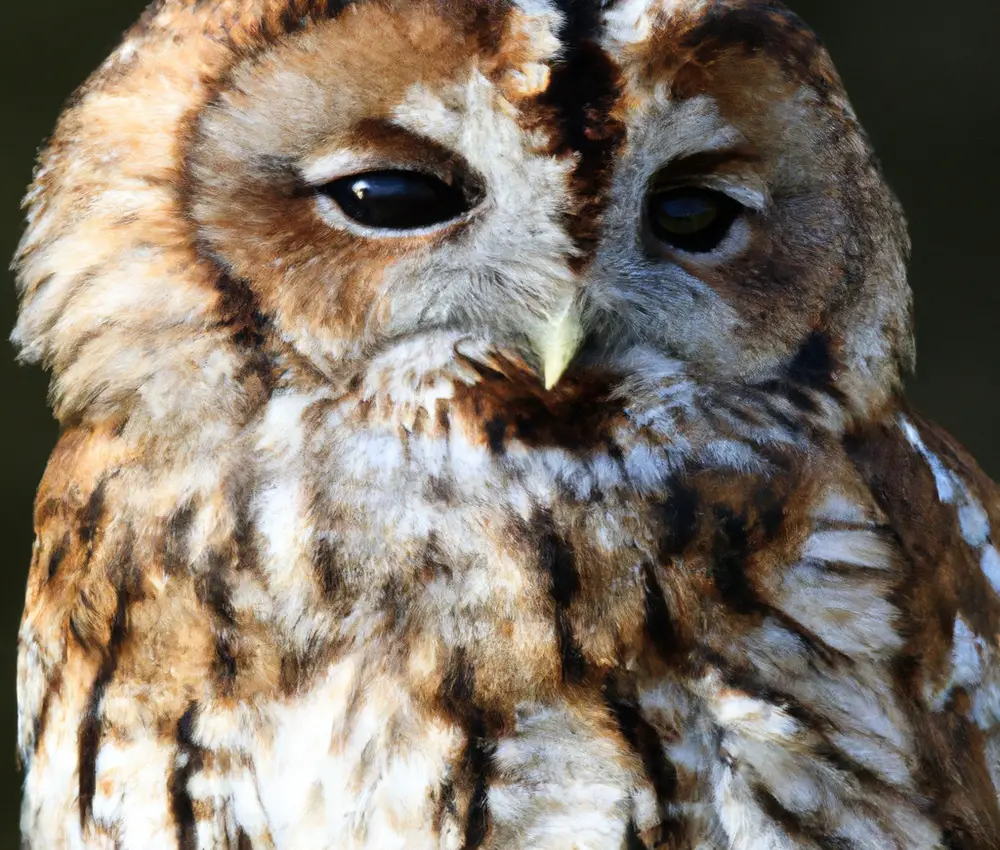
231, 386, 938, 848
243, 402, 682, 847
253, 391, 674, 691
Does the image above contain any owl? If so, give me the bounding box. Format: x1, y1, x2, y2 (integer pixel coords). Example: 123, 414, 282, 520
11, 0, 1000, 847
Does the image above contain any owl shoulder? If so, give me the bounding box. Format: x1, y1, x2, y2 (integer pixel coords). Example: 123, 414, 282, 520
847, 407, 1000, 825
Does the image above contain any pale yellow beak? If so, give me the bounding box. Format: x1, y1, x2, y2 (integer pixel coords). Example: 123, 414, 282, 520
537, 300, 585, 390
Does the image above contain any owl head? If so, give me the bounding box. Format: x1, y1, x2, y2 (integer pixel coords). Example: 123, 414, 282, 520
12, 0, 912, 431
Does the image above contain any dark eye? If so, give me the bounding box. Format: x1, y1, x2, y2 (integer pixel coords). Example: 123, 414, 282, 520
646, 187, 742, 253
317, 169, 473, 231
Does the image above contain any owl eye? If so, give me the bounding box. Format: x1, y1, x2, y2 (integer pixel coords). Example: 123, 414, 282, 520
646, 187, 743, 253
317, 170, 472, 231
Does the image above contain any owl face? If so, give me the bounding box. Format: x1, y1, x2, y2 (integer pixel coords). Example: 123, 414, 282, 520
187, 0, 910, 404
15, 0, 914, 428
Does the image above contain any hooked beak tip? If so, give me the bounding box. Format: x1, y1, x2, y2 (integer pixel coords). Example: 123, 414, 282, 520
538, 302, 585, 390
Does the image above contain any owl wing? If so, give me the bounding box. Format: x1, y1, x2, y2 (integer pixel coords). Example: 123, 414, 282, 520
15, 425, 256, 849
17, 425, 122, 846
848, 408, 1000, 841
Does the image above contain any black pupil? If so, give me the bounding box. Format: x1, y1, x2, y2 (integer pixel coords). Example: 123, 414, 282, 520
319, 170, 469, 230
659, 194, 716, 230
647, 187, 741, 253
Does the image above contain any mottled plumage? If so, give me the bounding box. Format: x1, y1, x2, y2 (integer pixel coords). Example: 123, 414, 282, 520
12, 0, 1000, 847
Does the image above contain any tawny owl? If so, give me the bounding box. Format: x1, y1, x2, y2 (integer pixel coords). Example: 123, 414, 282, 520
11, 0, 1000, 847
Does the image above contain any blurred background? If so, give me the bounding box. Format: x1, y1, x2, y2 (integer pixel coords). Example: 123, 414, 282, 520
1, 0, 998, 842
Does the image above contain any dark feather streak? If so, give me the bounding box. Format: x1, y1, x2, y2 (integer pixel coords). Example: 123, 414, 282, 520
78, 583, 130, 827
439, 653, 496, 850
534, 510, 585, 681
170, 704, 203, 850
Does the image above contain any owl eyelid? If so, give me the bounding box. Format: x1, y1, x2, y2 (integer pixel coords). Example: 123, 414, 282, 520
649, 148, 768, 213
692, 176, 766, 212
300, 150, 370, 186
650, 178, 764, 213
300, 152, 461, 191
299, 126, 482, 197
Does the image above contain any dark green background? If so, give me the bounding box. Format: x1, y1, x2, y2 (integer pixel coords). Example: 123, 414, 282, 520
1, 0, 997, 842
